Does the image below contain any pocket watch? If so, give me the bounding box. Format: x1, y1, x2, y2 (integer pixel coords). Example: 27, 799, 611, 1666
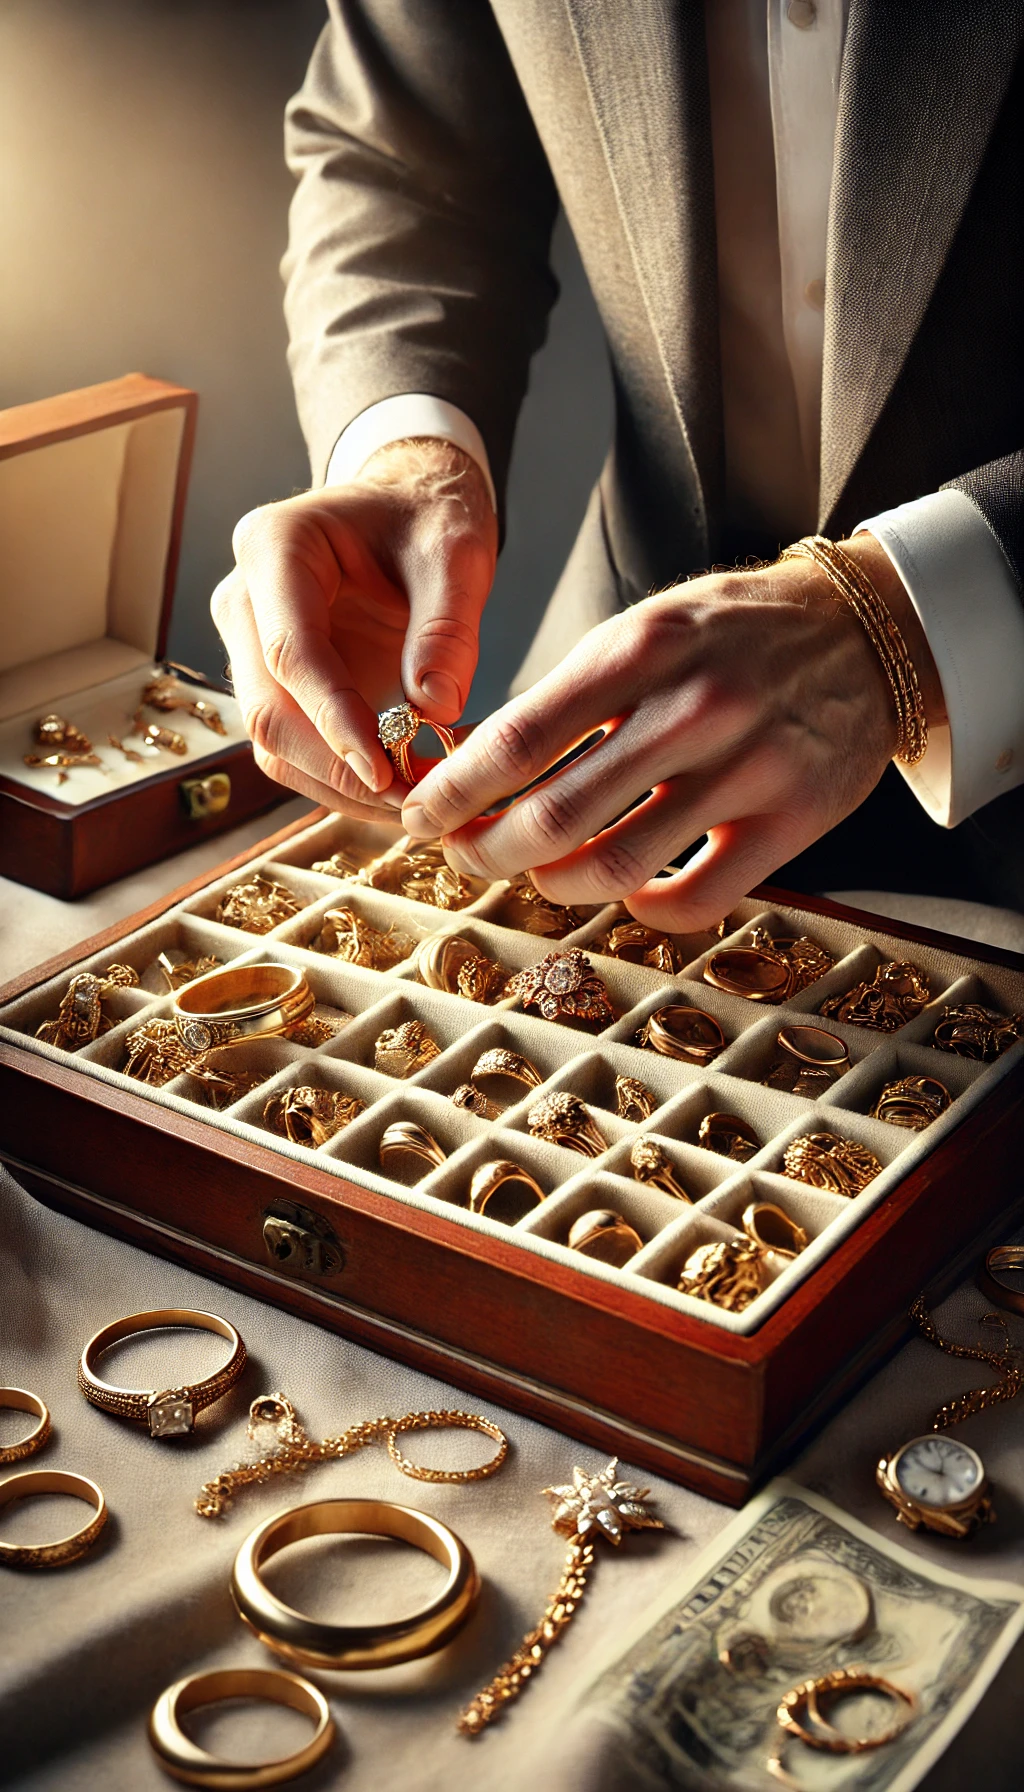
876, 1292, 1022, 1538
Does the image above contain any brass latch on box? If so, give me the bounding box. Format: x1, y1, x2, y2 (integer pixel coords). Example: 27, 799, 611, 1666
180, 772, 231, 821
262, 1200, 345, 1278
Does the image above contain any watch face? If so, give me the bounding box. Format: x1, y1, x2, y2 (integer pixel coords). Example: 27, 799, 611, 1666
894, 1435, 982, 1508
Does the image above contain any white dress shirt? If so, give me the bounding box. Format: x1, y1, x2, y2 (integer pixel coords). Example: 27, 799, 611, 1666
324, 0, 1024, 829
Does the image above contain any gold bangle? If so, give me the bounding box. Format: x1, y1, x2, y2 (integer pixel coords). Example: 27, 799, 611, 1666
567, 1209, 644, 1268
78, 1308, 247, 1437
0, 1469, 107, 1568
468, 1159, 547, 1223
378, 702, 457, 784
0, 1389, 52, 1464
378, 1120, 448, 1182
173, 963, 314, 1056
781, 535, 928, 765
637, 1005, 725, 1064
231, 1497, 479, 1670
148, 1667, 334, 1788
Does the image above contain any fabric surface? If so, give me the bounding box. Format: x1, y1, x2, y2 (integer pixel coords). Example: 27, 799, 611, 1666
2, 812, 1024, 1788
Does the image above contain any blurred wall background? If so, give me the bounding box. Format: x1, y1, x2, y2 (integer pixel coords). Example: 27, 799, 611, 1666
0, 0, 611, 716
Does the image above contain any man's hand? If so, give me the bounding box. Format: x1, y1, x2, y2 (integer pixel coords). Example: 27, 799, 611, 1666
212, 439, 497, 817
401, 536, 945, 930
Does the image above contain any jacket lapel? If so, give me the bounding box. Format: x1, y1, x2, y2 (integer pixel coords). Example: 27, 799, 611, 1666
820, 1, 1024, 526
563, 0, 723, 549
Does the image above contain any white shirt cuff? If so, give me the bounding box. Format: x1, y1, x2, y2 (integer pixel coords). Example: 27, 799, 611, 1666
855, 489, 1024, 828
323, 395, 497, 511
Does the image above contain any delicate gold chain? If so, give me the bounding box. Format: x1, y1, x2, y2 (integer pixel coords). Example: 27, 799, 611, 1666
195, 1395, 507, 1518
781, 535, 928, 765
458, 1536, 597, 1735
910, 1294, 1024, 1430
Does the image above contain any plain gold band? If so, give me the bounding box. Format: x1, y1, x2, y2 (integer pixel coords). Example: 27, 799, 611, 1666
148, 1667, 335, 1789
79, 1308, 246, 1429
173, 964, 314, 1054
231, 1498, 480, 1670
468, 1159, 547, 1220
0, 1388, 52, 1464
0, 1469, 107, 1568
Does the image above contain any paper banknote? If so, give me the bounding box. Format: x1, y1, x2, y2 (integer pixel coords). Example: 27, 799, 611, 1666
568, 1480, 1024, 1792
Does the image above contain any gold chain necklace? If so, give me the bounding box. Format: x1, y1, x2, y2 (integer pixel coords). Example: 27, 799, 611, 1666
910, 1292, 1024, 1427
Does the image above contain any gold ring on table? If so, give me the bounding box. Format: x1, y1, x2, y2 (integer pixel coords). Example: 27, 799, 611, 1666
629, 1138, 692, 1202
373, 1020, 442, 1078
741, 1201, 808, 1263
615, 1075, 656, 1123
781, 1132, 882, 1198
231, 1497, 479, 1670
566, 1209, 644, 1269
977, 1245, 1024, 1319
870, 1073, 950, 1130
378, 702, 457, 784
697, 1111, 762, 1162
386, 1411, 509, 1483
449, 1083, 501, 1121
378, 1120, 448, 1182
148, 1666, 335, 1788
526, 1092, 607, 1157
471, 1047, 543, 1108
468, 1159, 547, 1223
0, 1389, 52, 1465
0, 1469, 107, 1568
778, 1668, 915, 1754
173, 963, 314, 1056
78, 1309, 247, 1438
637, 1005, 725, 1064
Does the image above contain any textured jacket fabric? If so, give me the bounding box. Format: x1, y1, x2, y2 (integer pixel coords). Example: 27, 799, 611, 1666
282, 0, 1024, 900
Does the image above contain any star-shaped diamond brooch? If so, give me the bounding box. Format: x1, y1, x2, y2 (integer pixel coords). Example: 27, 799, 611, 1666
544, 1459, 666, 1544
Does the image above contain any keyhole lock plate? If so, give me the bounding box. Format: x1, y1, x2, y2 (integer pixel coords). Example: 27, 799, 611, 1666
262, 1200, 345, 1278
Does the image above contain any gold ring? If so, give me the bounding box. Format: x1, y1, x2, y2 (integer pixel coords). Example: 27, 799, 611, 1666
870, 1073, 950, 1130
637, 1005, 725, 1064
215, 875, 302, 935
148, 1666, 335, 1788
741, 1201, 808, 1263
468, 1159, 547, 1223
763, 1024, 850, 1096
931, 1002, 1024, 1060
820, 959, 930, 1033
703, 945, 793, 1003
413, 933, 508, 1003
526, 1092, 607, 1157
378, 702, 457, 784
977, 1245, 1024, 1318
317, 906, 414, 969
697, 1111, 761, 1162
373, 1020, 441, 1078
263, 1086, 367, 1148
173, 963, 314, 1056
566, 1209, 644, 1268
386, 1411, 509, 1483
35, 962, 140, 1051
615, 1075, 656, 1123
471, 1048, 543, 1108
506, 948, 616, 1029
629, 1138, 692, 1202
498, 876, 586, 939
782, 1132, 882, 1197
378, 1120, 448, 1182
231, 1497, 479, 1669
449, 1083, 501, 1120
778, 1667, 914, 1753
0, 1389, 52, 1465
595, 920, 685, 975
676, 1238, 767, 1312
78, 1309, 247, 1437
0, 1469, 107, 1568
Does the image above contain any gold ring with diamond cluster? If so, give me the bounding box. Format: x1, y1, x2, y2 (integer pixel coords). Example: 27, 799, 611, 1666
506, 949, 616, 1030
173, 962, 314, 1056
378, 701, 457, 784
78, 1308, 247, 1439
527, 1092, 607, 1157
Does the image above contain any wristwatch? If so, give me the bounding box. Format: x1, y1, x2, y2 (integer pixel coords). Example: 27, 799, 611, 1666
876, 1434, 993, 1537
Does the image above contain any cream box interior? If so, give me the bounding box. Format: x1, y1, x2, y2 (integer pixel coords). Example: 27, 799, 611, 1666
3, 810, 1021, 1336
0, 386, 247, 800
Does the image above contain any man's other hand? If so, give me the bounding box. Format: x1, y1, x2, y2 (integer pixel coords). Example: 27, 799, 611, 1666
212, 439, 497, 818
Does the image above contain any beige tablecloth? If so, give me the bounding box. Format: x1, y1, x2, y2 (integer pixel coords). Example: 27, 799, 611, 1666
2, 813, 1023, 1790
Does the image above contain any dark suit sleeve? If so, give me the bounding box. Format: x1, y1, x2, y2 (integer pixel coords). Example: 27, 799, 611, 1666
282, 0, 560, 511
945, 455, 1024, 591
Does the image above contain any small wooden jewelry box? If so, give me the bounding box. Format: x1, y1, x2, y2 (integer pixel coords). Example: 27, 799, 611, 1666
0, 373, 285, 898
1, 808, 1022, 1506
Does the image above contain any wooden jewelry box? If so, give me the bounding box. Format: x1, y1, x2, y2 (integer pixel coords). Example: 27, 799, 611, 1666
0, 373, 285, 898
1, 808, 1022, 1506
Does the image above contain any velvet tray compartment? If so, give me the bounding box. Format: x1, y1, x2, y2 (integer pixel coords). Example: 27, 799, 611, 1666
1, 808, 1021, 1505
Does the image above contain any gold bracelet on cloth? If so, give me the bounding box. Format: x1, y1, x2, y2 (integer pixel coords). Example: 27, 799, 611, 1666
780, 535, 928, 765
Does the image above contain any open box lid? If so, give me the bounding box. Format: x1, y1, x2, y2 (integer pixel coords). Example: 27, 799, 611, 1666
0, 374, 197, 722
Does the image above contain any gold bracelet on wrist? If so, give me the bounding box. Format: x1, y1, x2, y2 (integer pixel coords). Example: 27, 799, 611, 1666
780, 534, 928, 765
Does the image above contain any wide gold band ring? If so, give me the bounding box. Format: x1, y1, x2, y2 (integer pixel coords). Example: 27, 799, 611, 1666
638, 1005, 725, 1064
173, 963, 314, 1057
231, 1498, 480, 1670
468, 1158, 547, 1223
148, 1666, 335, 1789
0, 1388, 52, 1464
0, 1469, 107, 1568
79, 1308, 247, 1437
378, 702, 457, 785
